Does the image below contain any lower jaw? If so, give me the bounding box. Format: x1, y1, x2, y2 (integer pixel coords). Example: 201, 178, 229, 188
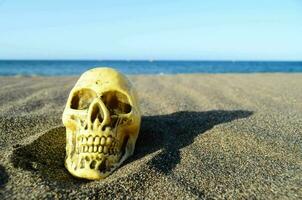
66, 161, 110, 180
65, 153, 120, 180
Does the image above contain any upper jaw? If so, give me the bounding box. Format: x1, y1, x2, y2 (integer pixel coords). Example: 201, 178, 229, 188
65, 127, 125, 179
76, 133, 118, 156
66, 131, 123, 179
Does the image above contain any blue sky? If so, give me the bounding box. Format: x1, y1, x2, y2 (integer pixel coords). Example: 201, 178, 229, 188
0, 0, 301, 60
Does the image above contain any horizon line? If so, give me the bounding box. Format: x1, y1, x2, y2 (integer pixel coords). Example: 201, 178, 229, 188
0, 59, 301, 62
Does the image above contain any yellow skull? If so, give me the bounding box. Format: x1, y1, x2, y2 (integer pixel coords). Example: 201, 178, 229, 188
62, 67, 141, 180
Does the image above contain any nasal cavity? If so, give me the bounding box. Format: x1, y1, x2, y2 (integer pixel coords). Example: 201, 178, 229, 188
90, 103, 104, 123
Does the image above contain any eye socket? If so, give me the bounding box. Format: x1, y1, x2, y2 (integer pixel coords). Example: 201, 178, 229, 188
101, 91, 132, 115
70, 89, 97, 110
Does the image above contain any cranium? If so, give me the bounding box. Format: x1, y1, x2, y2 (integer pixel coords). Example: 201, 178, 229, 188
62, 67, 141, 180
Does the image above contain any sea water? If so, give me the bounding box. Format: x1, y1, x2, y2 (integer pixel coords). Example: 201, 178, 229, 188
0, 60, 301, 76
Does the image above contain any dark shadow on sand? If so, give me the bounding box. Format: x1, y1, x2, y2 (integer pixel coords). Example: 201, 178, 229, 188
10, 126, 87, 185
131, 110, 253, 198
133, 110, 253, 174
0, 165, 9, 188
10, 110, 253, 190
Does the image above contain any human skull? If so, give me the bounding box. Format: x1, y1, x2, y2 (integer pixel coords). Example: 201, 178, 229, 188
62, 67, 141, 180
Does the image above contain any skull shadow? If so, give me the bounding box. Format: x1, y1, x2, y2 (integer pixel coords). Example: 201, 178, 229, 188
0, 165, 9, 188
132, 110, 253, 174
10, 126, 88, 185
10, 110, 252, 187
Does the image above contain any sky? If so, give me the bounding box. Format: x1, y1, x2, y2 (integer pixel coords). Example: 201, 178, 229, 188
0, 0, 301, 60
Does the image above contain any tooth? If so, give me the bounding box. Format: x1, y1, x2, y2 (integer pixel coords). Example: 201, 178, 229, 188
94, 145, 98, 152
89, 146, 93, 153
72, 162, 77, 170
103, 146, 108, 154
80, 158, 85, 168
82, 146, 85, 153
88, 136, 93, 145
101, 137, 106, 145
106, 137, 112, 145
94, 136, 100, 145
82, 137, 87, 145
98, 146, 103, 153
84, 146, 88, 152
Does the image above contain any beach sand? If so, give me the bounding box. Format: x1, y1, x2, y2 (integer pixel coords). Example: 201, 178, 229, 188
0, 74, 301, 199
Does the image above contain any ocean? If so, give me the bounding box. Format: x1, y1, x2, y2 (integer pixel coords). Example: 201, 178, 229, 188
0, 60, 301, 76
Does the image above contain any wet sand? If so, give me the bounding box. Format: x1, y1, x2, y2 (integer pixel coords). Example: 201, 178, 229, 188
0, 74, 301, 199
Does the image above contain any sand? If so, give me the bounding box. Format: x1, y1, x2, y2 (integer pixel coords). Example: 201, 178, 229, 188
0, 73, 301, 199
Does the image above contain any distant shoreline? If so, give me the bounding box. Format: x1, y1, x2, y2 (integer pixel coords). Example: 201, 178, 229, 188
0, 72, 302, 78
0, 60, 302, 76
0, 59, 302, 62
